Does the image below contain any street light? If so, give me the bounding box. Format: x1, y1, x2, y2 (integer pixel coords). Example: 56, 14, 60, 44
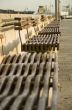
55, 0, 60, 21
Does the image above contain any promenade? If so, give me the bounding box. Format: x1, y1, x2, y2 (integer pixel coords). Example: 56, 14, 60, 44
58, 19, 72, 110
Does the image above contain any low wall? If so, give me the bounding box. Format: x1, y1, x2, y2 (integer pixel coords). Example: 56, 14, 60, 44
0, 16, 55, 62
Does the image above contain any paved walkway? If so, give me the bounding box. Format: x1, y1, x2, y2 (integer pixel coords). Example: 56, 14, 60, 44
58, 19, 72, 110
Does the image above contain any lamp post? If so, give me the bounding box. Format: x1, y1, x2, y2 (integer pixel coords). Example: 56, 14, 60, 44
58, 0, 60, 21
55, 0, 58, 20
55, 0, 60, 21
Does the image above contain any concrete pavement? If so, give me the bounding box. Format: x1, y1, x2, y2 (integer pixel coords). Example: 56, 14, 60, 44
58, 19, 72, 110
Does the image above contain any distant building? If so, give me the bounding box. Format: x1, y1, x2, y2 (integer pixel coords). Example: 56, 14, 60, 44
38, 6, 47, 14
69, 8, 72, 15
61, 11, 69, 16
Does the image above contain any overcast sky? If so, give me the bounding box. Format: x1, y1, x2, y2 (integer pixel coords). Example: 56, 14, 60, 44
0, 0, 72, 11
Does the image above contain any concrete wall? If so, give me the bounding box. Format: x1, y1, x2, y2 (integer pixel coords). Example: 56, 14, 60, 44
0, 23, 43, 56
0, 15, 55, 62
0, 13, 40, 22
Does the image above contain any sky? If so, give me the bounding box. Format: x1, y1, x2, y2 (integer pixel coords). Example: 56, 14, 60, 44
0, 0, 72, 11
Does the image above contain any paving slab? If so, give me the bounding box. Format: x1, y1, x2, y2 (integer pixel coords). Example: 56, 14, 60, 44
58, 19, 72, 110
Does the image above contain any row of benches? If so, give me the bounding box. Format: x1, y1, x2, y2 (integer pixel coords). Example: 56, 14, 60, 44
0, 19, 60, 110
21, 20, 60, 52
0, 51, 58, 110
22, 35, 59, 52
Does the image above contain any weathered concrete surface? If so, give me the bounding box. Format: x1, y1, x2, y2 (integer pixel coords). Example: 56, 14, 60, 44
58, 19, 72, 110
